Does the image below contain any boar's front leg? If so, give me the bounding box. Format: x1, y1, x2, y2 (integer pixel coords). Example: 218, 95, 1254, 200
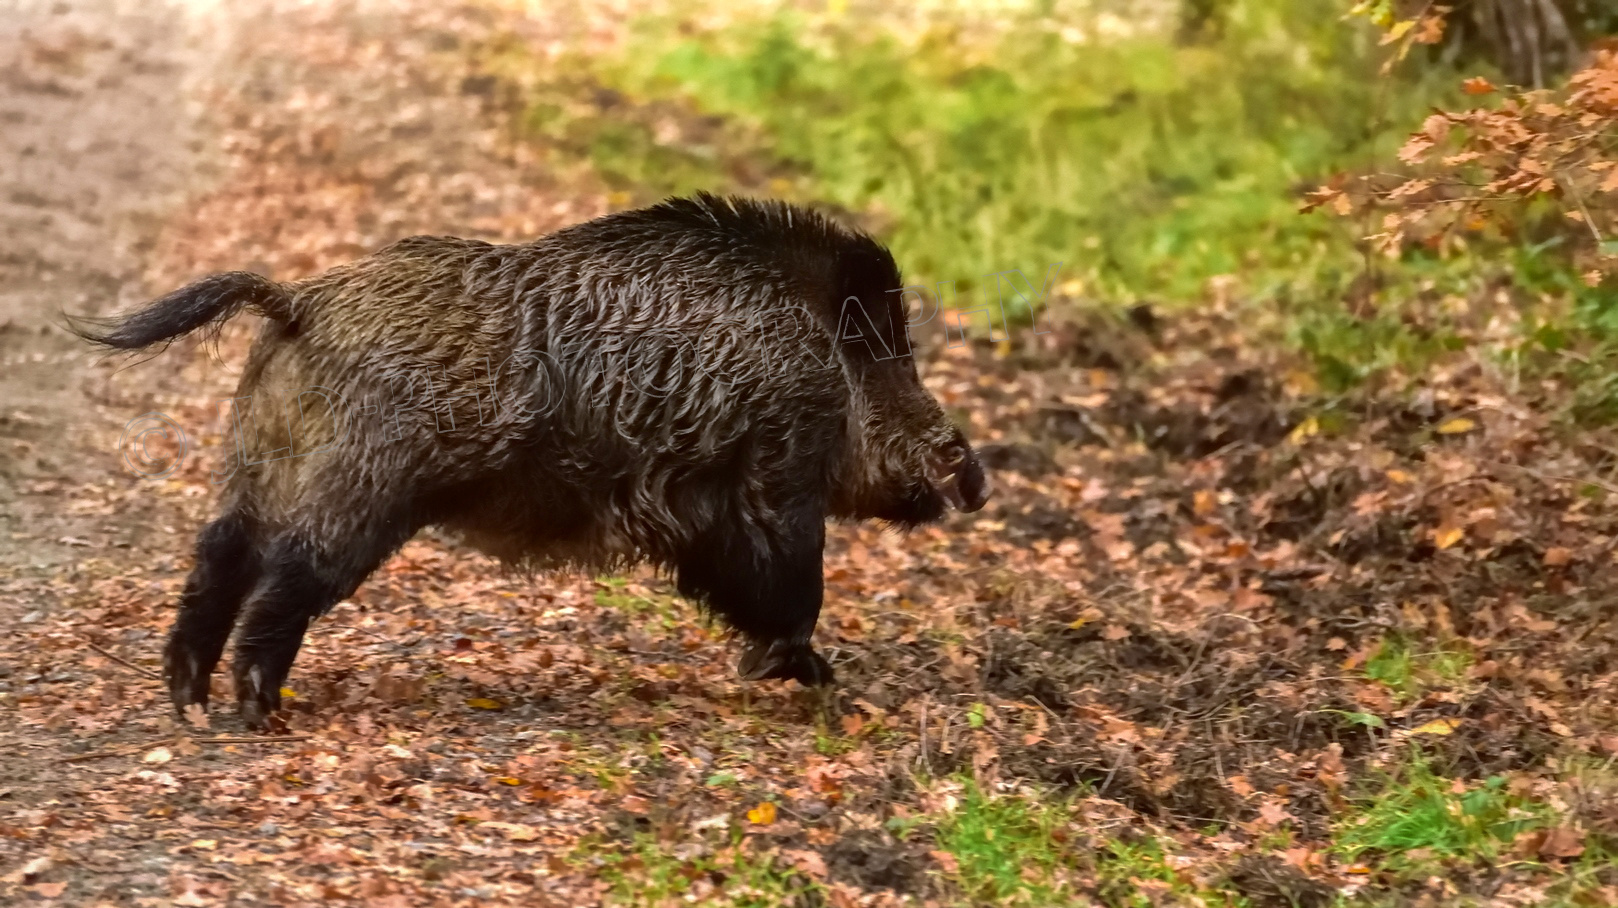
676, 498, 834, 687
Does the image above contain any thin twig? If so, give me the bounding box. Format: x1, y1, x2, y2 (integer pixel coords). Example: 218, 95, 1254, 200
83, 639, 160, 680
197, 734, 312, 745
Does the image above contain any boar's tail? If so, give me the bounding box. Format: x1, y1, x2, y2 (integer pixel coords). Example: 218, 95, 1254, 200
69, 271, 293, 351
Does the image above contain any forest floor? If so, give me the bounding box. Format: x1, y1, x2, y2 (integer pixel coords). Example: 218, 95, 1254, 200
1, 2, 1615, 906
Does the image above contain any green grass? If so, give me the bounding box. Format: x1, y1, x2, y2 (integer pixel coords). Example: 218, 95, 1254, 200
580, 832, 822, 908
593, 576, 681, 625
512, 0, 1466, 311
1334, 755, 1553, 873
932, 784, 1077, 905
927, 782, 1249, 907
1363, 636, 1472, 705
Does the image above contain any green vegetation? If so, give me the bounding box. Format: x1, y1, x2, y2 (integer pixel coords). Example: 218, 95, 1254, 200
517, 0, 1464, 308
1363, 636, 1473, 705
493, 0, 1618, 414
926, 781, 1251, 906
931, 783, 1076, 904
580, 832, 822, 907
1334, 754, 1552, 872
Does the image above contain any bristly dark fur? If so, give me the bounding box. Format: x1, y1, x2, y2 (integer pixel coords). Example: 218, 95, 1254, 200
82, 191, 990, 730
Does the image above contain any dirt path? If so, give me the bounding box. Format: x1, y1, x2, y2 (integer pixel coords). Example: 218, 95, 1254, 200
0, 0, 218, 570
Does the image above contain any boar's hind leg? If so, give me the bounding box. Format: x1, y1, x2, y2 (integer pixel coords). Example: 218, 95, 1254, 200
231, 525, 411, 729
165, 510, 261, 717
677, 500, 834, 687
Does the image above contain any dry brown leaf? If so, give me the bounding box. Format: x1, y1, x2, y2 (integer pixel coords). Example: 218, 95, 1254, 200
1539, 826, 1586, 859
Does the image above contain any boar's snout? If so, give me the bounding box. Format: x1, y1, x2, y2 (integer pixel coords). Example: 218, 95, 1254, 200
928, 428, 991, 513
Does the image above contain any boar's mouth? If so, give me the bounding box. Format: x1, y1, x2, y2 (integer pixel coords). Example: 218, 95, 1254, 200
926, 433, 991, 513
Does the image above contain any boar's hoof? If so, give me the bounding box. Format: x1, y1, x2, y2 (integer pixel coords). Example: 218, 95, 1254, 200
238, 691, 286, 734
738, 640, 834, 687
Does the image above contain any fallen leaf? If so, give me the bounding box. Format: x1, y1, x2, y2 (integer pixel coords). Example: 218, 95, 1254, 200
1256, 800, 1294, 828
465, 698, 503, 710
930, 850, 960, 874
478, 821, 540, 842
1543, 547, 1573, 566
142, 746, 173, 765
1433, 525, 1465, 550
1462, 76, 1496, 95
1436, 417, 1475, 435
747, 801, 777, 825
1410, 717, 1463, 736
1539, 826, 1586, 859
1193, 489, 1218, 517
785, 849, 828, 880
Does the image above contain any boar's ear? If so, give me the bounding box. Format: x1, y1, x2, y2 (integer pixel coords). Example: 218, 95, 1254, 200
835, 243, 908, 360
836, 296, 903, 363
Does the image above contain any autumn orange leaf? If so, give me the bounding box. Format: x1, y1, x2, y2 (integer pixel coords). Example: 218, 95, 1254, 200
1433, 526, 1465, 550
747, 801, 777, 825
465, 697, 503, 710
1462, 76, 1496, 95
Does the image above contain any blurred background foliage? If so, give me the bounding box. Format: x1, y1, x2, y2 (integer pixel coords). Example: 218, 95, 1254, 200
477, 0, 1617, 412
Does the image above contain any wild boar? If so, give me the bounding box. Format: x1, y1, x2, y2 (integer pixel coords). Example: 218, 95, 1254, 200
77, 192, 991, 729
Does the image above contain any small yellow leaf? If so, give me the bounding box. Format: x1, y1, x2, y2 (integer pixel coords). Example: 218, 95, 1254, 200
1379, 18, 1414, 45
1386, 469, 1413, 484
747, 801, 777, 825
1410, 717, 1463, 736
1436, 417, 1476, 435
495, 777, 522, 786
466, 697, 503, 710
1443, 521, 1469, 550
280, 687, 297, 699
1288, 416, 1320, 445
